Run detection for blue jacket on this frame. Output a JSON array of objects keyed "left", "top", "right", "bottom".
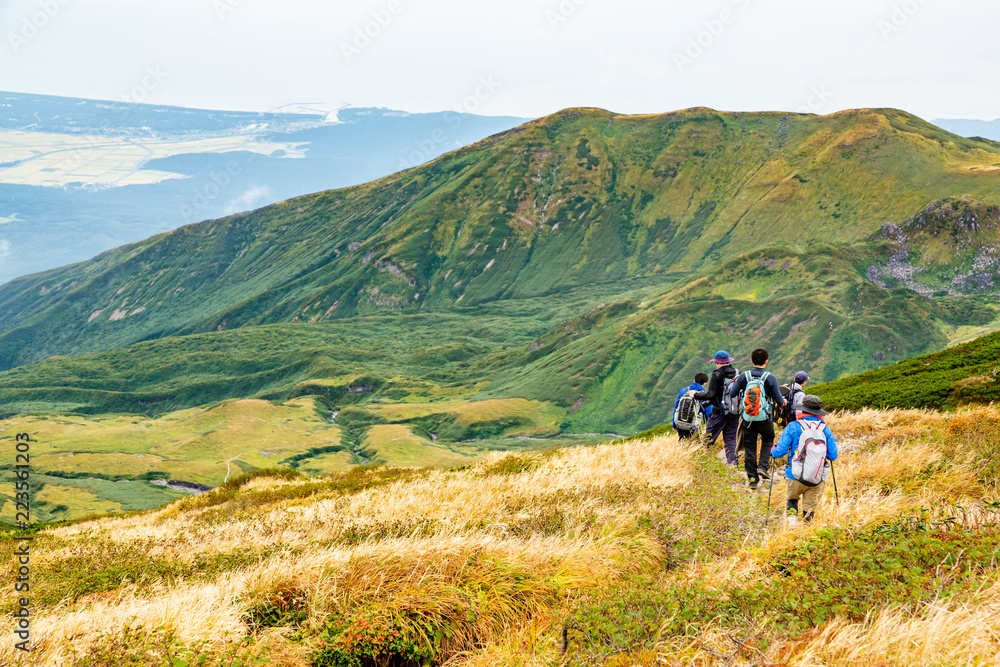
[
  {"left": 771, "top": 415, "right": 839, "bottom": 481},
  {"left": 673, "top": 383, "right": 711, "bottom": 430}
]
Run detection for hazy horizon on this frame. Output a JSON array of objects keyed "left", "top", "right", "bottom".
[{"left": 1, "top": 0, "right": 997, "bottom": 121}]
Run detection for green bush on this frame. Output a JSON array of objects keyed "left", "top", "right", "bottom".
[
  {"left": 568, "top": 516, "right": 1000, "bottom": 663},
  {"left": 815, "top": 330, "right": 1000, "bottom": 411},
  {"left": 312, "top": 608, "right": 442, "bottom": 667}
]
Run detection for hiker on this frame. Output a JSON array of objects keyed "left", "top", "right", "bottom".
[
  {"left": 728, "top": 348, "right": 786, "bottom": 490},
  {"left": 790, "top": 372, "right": 810, "bottom": 416},
  {"left": 693, "top": 351, "right": 741, "bottom": 466},
  {"left": 673, "top": 372, "right": 711, "bottom": 439},
  {"left": 771, "top": 394, "right": 839, "bottom": 524},
  {"left": 776, "top": 371, "right": 809, "bottom": 427}
]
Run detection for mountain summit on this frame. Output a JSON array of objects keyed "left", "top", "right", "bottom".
[{"left": 0, "top": 107, "right": 997, "bottom": 432}]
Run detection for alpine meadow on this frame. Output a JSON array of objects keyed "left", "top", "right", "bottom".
[{"left": 5, "top": 104, "right": 1000, "bottom": 665}]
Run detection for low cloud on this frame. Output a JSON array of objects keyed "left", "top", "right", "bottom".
[{"left": 225, "top": 186, "right": 273, "bottom": 215}]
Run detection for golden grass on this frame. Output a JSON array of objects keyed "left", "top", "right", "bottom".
[
  {"left": 7, "top": 525, "right": 659, "bottom": 665},
  {"left": 656, "top": 582, "right": 1000, "bottom": 666},
  {"left": 780, "top": 583, "right": 1000, "bottom": 666},
  {"left": 48, "top": 435, "right": 695, "bottom": 553},
  {"left": 0, "top": 435, "right": 692, "bottom": 664},
  {"left": 9, "top": 407, "right": 1000, "bottom": 665},
  {"left": 826, "top": 407, "right": 943, "bottom": 437}
]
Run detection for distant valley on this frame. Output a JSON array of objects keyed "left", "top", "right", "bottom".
[{"left": 0, "top": 91, "right": 529, "bottom": 283}]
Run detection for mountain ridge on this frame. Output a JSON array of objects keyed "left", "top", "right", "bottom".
[
  {"left": 0, "top": 106, "right": 998, "bottom": 434},
  {"left": 2, "top": 106, "right": 999, "bottom": 369}
]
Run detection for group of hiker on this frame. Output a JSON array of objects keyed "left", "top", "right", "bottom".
[{"left": 672, "top": 348, "right": 839, "bottom": 524}]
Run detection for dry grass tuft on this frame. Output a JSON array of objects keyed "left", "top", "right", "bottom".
[
  {"left": 778, "top": 583, "right": 1000, "bottom": 666},
  {"left": 827, "top": 408, "right": 942, "bottom": 437}
]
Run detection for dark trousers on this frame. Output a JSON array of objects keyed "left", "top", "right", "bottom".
[
  {"left": 677, "top": 428, "right": 694, "bottom": 439},
  {"left": 741, "top": 419, "right": 775, "bottom": 481},
  {"left": 704, "top": 412, "right": 740, "bottom": 465}
]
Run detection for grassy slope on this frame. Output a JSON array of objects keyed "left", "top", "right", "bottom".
[
  {"left": 3, "top": 407, "right": 1000, "bottom": 666},
  {"left": 1, "top": 236, "right": 997, "bottom": 428},
  {"left": 0, "top": 108, "right": 998, "bottom": 373},
  {"left": 815, "top": 328, "right": 1000, "bottom": 411}
]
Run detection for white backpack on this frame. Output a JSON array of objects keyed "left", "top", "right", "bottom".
[
  {"left": 790, "top": 420, "right": 829, "bottom": 487},
  {"left": 673, "top": 390, "right": 702, "bottom": 431}
]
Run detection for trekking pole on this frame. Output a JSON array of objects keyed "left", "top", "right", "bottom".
[
  {"left": 765, "top": 455, "right": 776, "bottom": 528},
  {"left": 831, "top": 460, "right": 840, "bottom": 506}
]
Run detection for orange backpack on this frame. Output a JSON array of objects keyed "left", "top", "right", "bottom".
[{"left": 740, "top": 371, "right": 772, "bottom": 422}]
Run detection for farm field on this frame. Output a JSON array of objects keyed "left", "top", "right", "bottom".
[
  {"left": 0, "top": 393, "right": 610, "bottom": 522},
  {"left": 0, "top": 129, "right": 306, "bottom": 187}
]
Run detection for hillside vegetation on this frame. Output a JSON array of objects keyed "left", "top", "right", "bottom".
[
  {"left": 3, "top": 407, "right": 1000, "bottom": 665},
  {"left": 1, "top": 107, "right": 1000, "bottom": 494},
  {"left": 816, "top": 328, "right": 1000, "bottom": 411},
  {"left": 0, "top": 108, "right": 998, "bottom": 377}
]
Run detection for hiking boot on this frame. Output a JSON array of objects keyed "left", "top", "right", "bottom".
[
  {"left": 748, "top": 477, "right": 759, "bottom": 491},
  {"left": 758, "top": 470, "right": 771, "bottom": 482}
]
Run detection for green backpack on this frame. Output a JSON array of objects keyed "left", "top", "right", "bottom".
[{"left": 741, "top": 371, "right": 772, "bottom": 422}]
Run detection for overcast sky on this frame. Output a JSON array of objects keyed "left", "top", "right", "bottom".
[{"left": 0, "top": 0, "right": 996, "bottom": 121}]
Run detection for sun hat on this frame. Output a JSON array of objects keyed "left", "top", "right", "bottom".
[
  {"left": 799, "top": 394, "right": 828, "bottom": 416},
  {"left": 794, "top": 371, "right": 810, "bottom": 384},
  {"left": 709, "top": 350, "right": 734, "bottom": 364}
]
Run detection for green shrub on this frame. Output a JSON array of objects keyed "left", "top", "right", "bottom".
[
  {"left": 569, "top": 515, "right": 1000, "bottom": 663},
  {"left": 816, "top": 330, "right": 1000, "bottom": 411},
  {"left": 312, "top": 608, "right": 442, "bottom": 667},
  {"left": 244, "top": 583, "right": 309, "bottom": 631}
]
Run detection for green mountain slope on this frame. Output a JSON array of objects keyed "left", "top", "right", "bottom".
[
  {"left": 815, "top": 328, "right": 1000, "bottom": 411},
  {"left": 1, "top": 107, "right": 999, "bottom": 373},
  {"left": 0, "top": 107, "right": 997, "bottom": 437},
  {"left": 0, "top": 239, "right": 995, "bottom": 434}
]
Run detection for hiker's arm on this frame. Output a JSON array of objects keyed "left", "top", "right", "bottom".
[
  {"left": 772, "top": 424, "right": 795, "bottom": 457},
  {"left": 825, "top": 427, "right": 839, "bottom": 461},
  {"left": 693, "top": 374, "right": 716, "bottom": 401}
]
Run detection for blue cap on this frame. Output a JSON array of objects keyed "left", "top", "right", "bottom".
[{"left": 710, "top": 350, "right": 734, "bottom": 364}]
